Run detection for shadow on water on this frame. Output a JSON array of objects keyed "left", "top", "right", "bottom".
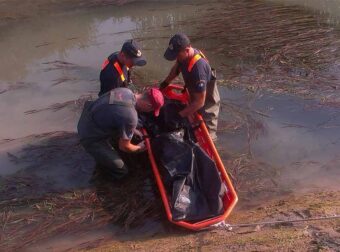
[
  {"left": 0, "top": 132, "right": 93, "bottom": 198},
  {"left": 0, "top": 131, "right": 194, "bottom": 251}
]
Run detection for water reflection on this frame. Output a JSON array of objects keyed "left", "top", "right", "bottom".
[
  {"left": 0, "top": 1, "right": 209, "bottom": 139},
  {"left": 1, "top": 1, "right": 340, "bottom": 249},
  {"left": 268, "top": 0, "right": 340, "bottom": 21},
  {"left": 0, "top": 0, "right": 339, "bottom": 200},
  {"left": 219, "top": 87, "right": 340, "bottom": 192}
]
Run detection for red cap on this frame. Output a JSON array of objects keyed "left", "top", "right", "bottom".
[{"left": 149, "top": 87, "right": 164, "bottom": 117}]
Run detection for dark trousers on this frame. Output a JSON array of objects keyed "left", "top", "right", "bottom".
[
  {"left": 200, "top": 72, "right": 220, "bottom": 141},
  {"left": 82, "top": 139, "right": 128, "bottom": 180},
  {"left": 200, "top": 103, "right": 220, "bottom": 141}
]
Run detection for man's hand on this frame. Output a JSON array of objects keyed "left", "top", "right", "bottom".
[
  {"left": 134, "top": 128, "right": 143, "bottom": 138},
  {"left": 160, "top": 62, "right": 180, "bottom": 90},
  {"left": 119, "top": 138, "right": 145, "bottom": 153},
  {"left": 179, "top": 91, "right": 206, "bottom": 118},
  {"left": 136, "top": 141, "right": 146, "bottom": 152}
]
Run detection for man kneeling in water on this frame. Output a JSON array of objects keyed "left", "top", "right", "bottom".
[{"left": 77, "top": 87, "right": 164, "bottom": 179}]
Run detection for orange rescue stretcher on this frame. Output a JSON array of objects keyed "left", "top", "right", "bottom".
[{"left": 143, "top": 84, "right": 238, "bottom": 231}]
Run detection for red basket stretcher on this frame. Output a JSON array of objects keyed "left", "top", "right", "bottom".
[{"left": 142, "top": 84, "right": 238, "bottom": 230}]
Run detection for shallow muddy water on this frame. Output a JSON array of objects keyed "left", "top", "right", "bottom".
[
  {"left": 219, "top": 88, "right": 340, "bottom": 193},
  {"left": 0, "top": 0, "right": 340, "bottom": 250},
  {"left": 271, "top": 0, "right": 340, "bottom": 20}
]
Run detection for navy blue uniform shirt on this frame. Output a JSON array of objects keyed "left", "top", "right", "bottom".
[
  {"left": 99, "top": 52, "right": 129, "bottom": 96},
  {"left": 92, "top": 88, "right": 137, "bottom": 140},
  {"left": 178, "top": 49, "right": 212, "bottom": 94}
]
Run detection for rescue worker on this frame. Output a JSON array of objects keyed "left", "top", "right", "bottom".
[
  {"left": 99, "top": 39, "right": 146, "bottom": 96},
  {"left": 77, "top": 87, "right": 164, "bottom": 180},
  {"left": 159, "top": 33, "right": 220, "bottom": 140}
]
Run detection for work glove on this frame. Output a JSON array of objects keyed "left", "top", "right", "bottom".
[
  {"left": 131, "top": 128, "right": 143, "bottom": 143},
  {"left": 133, "top": 128, "right": 143, "bottom": 138},
  {"left": 136, "top": 141, "right": 147, "bottom": 152},
  {"left": 159, "top": 80, "right": 169, "bottom": 90}
]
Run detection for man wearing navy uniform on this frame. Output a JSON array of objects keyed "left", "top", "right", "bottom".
[
  {"left": 99, "top": 39, "right": 146, "bottom": 96},
  {"left": 77, "top": 87, "right": 164, "bottom": 180},
  {"left": 160, "top": 33, "right": 220, "bottom": 141}
]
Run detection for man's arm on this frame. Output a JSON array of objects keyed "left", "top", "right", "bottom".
[
  {"left": 160, "top": 62, "right": 180, "bottom": 89},
  {"left": 179, "top": 91, "right": 206, "bottom": 118},
  {"left": 118, "top": 119, "right": 145, "bottom": 153},
  {"left": 179, "top": 61, "right": 210, "bottom": 117},
  {"left": 118, "top": 138, "right": 145, "bottom": 153}
]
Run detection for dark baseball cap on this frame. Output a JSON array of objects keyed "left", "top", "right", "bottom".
[
  {"left": 121, "top": 39, "right": 146, "bottom": 66},
  {"left": 164, "top": 33, "right": 191, "bottom": 61}
]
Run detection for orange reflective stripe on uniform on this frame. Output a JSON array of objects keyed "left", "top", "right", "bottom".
[
  {"left": 198, "top": 50, "right": 208, "bottom": 61},
  {"left": 188, "top": 54, "right": 202, "bottom": 72},
  {"left": 113, "top": 62, "right": 125, "bottom": 82},
  {"left": 187, "top": 50, "right": 209, "bottom": 72},
  {"left": 101, "top": 59, "right": 110, "bottom": 70}
]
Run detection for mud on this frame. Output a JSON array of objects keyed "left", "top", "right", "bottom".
[
  {"left": 0, "top": 0, "right": 340, "bottom": 251},
  {"left": 70, "top": 191, "right": 340, "bottom": 251}
]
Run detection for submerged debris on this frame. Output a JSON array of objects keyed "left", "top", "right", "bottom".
[
  {"left": 24, "top": 94, "right": 94, "bottom": 114},
  {"left": 0, "top": 132, "right": 162, "bottom": 250},
  {"left": 0, "top": 81, "right": 35, "bottom": 95},
  {"left": 0, "top": 178, "right": 162, "bottom": 251},
  {"left": 181, "top": 1, "right": 340, "bottom": 104}
]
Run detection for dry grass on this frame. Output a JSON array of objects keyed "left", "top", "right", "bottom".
[
  {"left": 0, "top": 169, "right": 162, "bottom": 251},
  {"left": 187, "top": 1, "right": 340, "bottom": 103},
  {"left": 0, "top": 132, "right": 162, "bottom": 250}
]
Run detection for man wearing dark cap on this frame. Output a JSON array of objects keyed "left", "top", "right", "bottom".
[
  {"left": 160, "top": 33, "right": 220, "bottom": 141},
  {"left": 77, "top": 87, "right": 164, "bottom": 180},
  {"left": 99, "top": 39, "right": 146, "bottom": 96}
]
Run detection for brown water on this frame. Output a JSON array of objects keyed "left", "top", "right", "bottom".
[
  {"left": 271, "top": 0, "right": 340, "bottom": 20},
  {"left": 1, "top": 0, "right": 340, "bottom": 250},
  {"left": 0, "top": 0, "right": 339, "bottom": 202}
]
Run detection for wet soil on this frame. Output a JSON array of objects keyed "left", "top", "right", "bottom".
[
  {"left": 0, "top": 0, "right": 340, "bottom": 251},
  {"left": 88, "top": 191, "right": 340, "bottom": 252}
]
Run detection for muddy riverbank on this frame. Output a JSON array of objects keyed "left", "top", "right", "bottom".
[{"left": 0, "top": 0, "right": 340, "bottom": 251}]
